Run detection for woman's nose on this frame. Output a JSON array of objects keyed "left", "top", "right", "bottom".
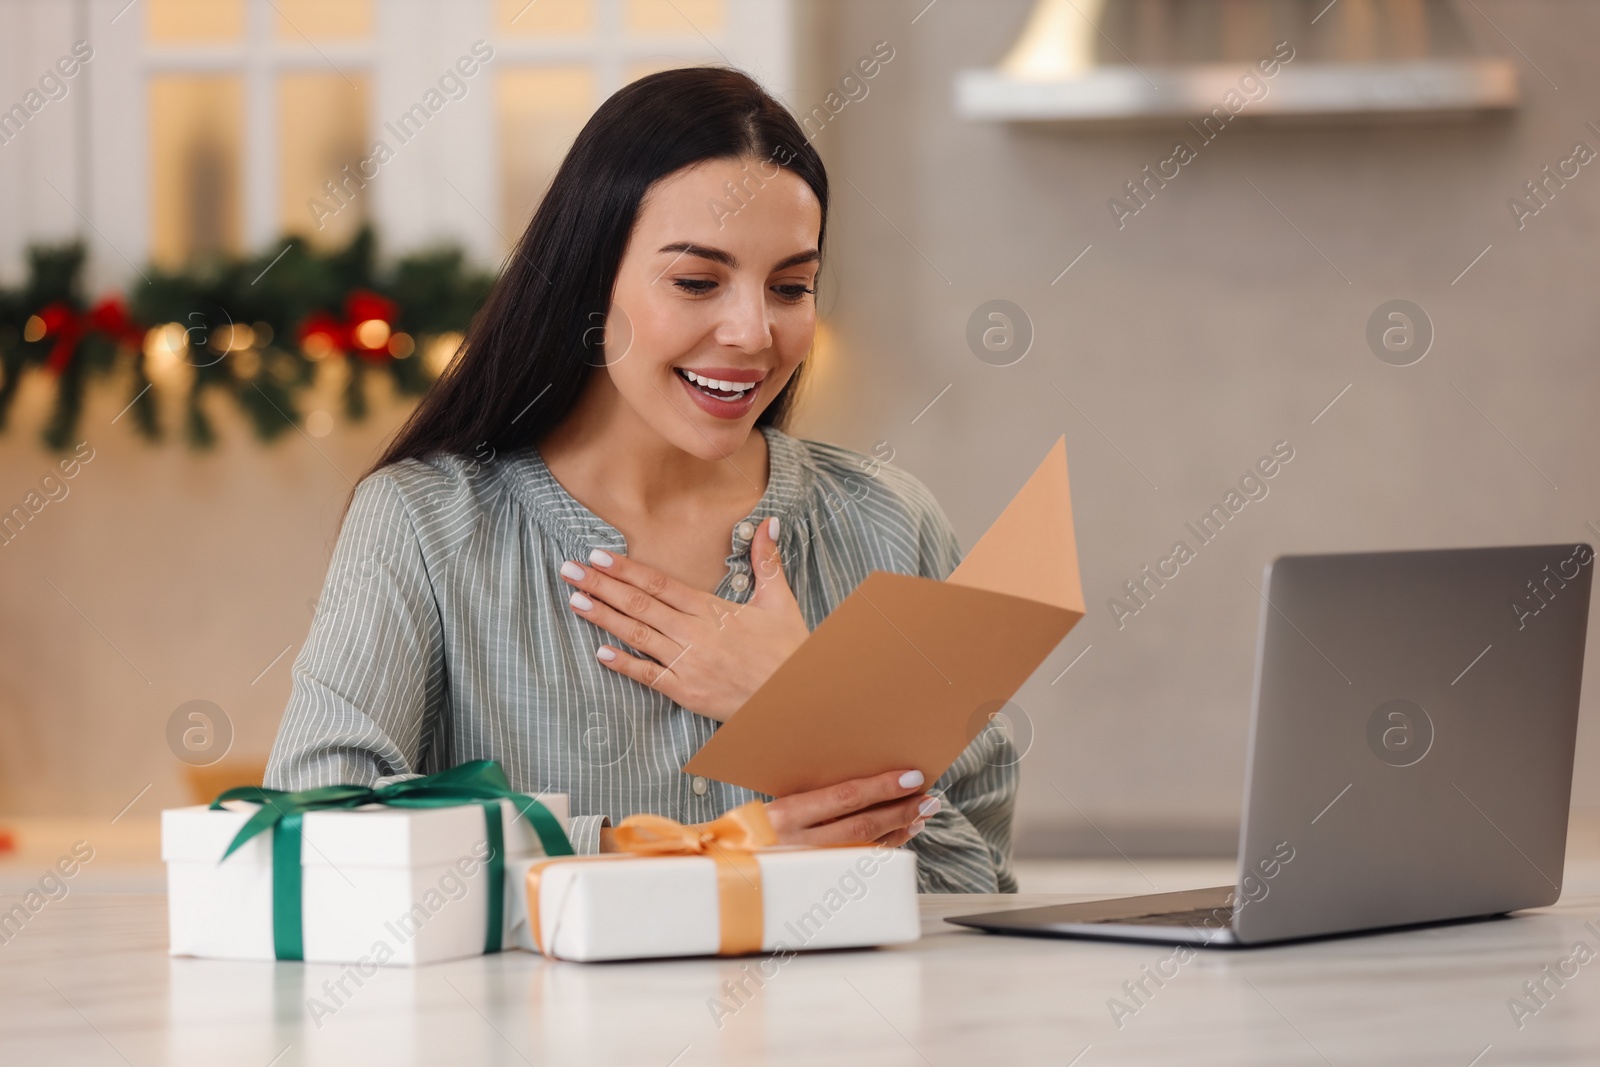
[{"left": 715, "top": 284, "right": 773, "bottom": 353}]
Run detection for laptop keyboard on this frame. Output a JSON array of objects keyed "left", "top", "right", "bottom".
[{"left": 1088, "top": 905, "right": 1233, "bottom": 928}]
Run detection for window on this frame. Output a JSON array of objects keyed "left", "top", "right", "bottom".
[
  {"left": 495, "top": 68, "right": 594, "bottom": 236},
  {"left": 0, "top": 0, "right": 791, "bottom": 281},
  {"left": 491, "top": 0, "right": 754, "bottom": 243},
  {"left": 625, "top": 0, "right": 726, "bottom": 35},
  {"left": 277, "top": 73, "right": 371, "bottom": 248},
  {"left": 146, "top": 0, "right": 246, "bottom": 44},
  {"left": 148, "top": 75, "right": 245, "bottom": 268},
  {"left": 495, "top": 0, "right": 593, "bottom": 36},
  {"left": 272, "top": 0, "right": 373, "bottom": 41}
]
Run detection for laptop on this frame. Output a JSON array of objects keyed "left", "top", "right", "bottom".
[{"left": 948, "top": 544, "right": 1593, "bottom": 946}]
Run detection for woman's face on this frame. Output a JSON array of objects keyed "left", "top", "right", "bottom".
[{"left": 600, "top": 155, "right": 822, "bottom": 461}]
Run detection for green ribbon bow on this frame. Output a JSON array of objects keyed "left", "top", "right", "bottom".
[{"left": 211, "top": 760, "right": 574, "bottom": 961}]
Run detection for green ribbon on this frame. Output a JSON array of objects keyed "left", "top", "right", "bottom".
[{"left": 211, "top": 760, "right": 574, "bottom": 961}]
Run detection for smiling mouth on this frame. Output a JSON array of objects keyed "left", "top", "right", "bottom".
[{"left": 674, "top": 368, "right": 761, "bottom": 402}]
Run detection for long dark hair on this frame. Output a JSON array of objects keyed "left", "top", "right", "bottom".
[{"left": 358, "top": 66, "right": 829, "bottom": 494}]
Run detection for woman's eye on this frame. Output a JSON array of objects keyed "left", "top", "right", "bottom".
[
  {"left": 772, "top": 284, "right": 816, "bottom": 302},
  {"left": 672, "top": 278, "right": 717, "bottom": 295}
]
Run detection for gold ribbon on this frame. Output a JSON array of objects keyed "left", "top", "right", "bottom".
[{"left": 524, "top": 801, "right": 778, "bottom": 959}]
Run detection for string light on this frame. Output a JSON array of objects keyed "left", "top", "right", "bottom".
[
  {"left": 424, "top": 331, "right": 463, "bottom": 377},
  {"left": 354, "top": 318, "right": 390, "bottom": 350}
]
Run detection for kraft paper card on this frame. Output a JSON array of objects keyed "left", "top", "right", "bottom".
[{"left": 684, "top": 437, "right": 1084, "bottom": 797}]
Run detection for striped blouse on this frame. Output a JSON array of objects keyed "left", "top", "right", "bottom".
[{"left": 263, "top": 425, "right": 1019, "bottom": 893}]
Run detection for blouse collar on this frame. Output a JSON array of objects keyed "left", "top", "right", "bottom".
[{"left": 504, "top": 425, "right": 811, "bottom": 562}]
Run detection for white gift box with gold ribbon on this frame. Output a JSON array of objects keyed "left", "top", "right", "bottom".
[{"left": 505, "top": 802, "right": 921, "bottom": 962}]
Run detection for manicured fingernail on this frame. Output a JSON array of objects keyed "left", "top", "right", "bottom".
[
  {"left": 898, "top": 770, "right": 924, "bottom": 789},
  {"left": 768, "top": 516, "right": 779, "bottom": 538},
  {"left": 908, "top": 819, "right": 928, "bottom": 838},
  {"left": 569, "top": 591, "right": 593, "bottom": 611},
  {"left": 589, "top": 549, "right": 614, "bottom": 567},
  {"left": 596, "top": 646, "right": 617, "bottom": 662},
  {"left": 560, "top": 561, "right": 585, "bottom": 581},
  {"left": 918, "top": 797, "right": 941, "bottom": 818}
]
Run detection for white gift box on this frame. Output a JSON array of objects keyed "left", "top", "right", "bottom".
[
  {"left": 164, "top": 795, "right": 568, "bottom": 966},
  {"left": 507, "top": 844, "right": 920, "bottom": 962}
]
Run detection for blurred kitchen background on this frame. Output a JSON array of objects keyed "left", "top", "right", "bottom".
[{"left": 1, "top": 0, "right": 1596, "bottom": 877}]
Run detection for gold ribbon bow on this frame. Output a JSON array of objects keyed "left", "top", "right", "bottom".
[{"left": 524, "top": 801, "right": 778, "bottom": 958}]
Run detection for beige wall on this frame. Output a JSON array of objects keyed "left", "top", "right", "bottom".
[
  {"left": 0, "top": 368, "right": 408, "bottom": 819},
  {"left": 795, "top": 0, "right": 1600, "bottom": 852},
  {"left": 3, "top": 0, "right": 1597, "bottom": 856}
]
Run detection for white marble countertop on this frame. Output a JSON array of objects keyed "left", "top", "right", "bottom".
[{"left": 4, "top": 855, "right": 1600, "bottom": 1066}]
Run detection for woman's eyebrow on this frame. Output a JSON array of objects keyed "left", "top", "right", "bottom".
[
  {"left": 771, "top": 249, "right": 821, "bottom": 271},
  {"left": 658, "top": 242, "right": 737, "bottom": 267},
  {"left": 656, "top": 242, "right": 821, "bottom": 272}
]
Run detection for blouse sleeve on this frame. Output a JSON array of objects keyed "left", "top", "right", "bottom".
[
  {"left": 898, "top": 480, "right": 1021, "bottom": 894},
  {"left": 261, "top": 472, "right": 611, "bottom": 857},
  {"left": 263, "top": 472, "right": 445, "bottom": 792}
]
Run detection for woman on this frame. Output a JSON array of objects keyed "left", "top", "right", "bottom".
[{"left": 264, "top": 67, "right": 1018, "bottom": 893}]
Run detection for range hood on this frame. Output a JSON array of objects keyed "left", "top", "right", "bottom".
[{"left": 956, "top": 0, "right": 1518, "bottom": 124}]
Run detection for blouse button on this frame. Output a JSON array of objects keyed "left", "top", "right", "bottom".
[
  {"left": 729, "top": 571, "right": 751, "bottom": 593},
  {"left": 691, "top": 775, "right": 709, "bottom": 796},
  {"left": 734, "top": 520, "right": 756, "bottom": 542}
]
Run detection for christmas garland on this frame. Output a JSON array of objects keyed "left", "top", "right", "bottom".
[{"left": 0, "top": 225, "right": 494, "bottom": 450}]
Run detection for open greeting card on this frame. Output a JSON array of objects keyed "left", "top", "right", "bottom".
[{"left": 684, "top": 436, "right": 1085, "bottom": 796}]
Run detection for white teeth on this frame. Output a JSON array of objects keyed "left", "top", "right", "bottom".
[{"left": 680, "top": 369, "right": 755, "bottom": 394}]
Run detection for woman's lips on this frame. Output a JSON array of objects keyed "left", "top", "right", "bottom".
[{"left": 674, "top": 367, "right": 764, "bottom": 420}]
